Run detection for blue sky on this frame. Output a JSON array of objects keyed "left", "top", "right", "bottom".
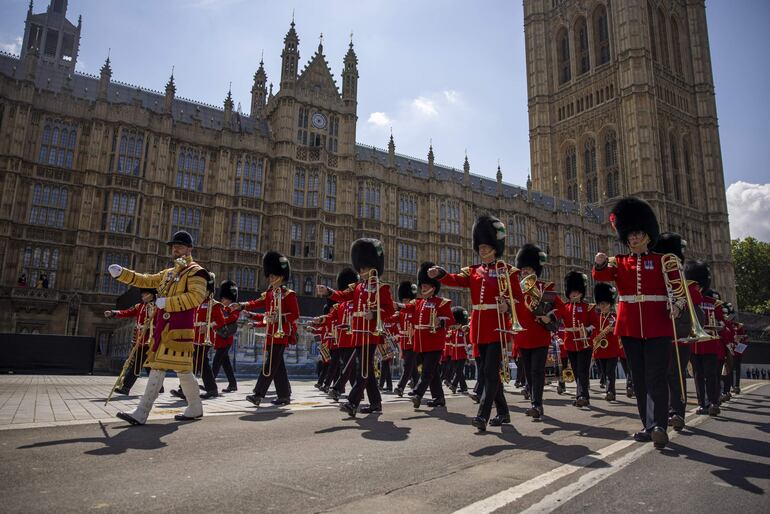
[{"left": 1, "top": 0, "right": 768, "bottom": 239}]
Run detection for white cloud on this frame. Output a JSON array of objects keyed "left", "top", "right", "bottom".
[
  {"left": 412, "top": 96, "right": 438, "bottom": 117},
  {"left": 443, "top": 89, "right": 461, "bottom": 105},
  {"left": 367, "top": 111, "right": 391, "bottom": 127},
  {"left": 0, "top": 36, "right": 22, "bottom": 55},
  {"left": 727, "top": 181, "right": 770, "bottom": 242}
]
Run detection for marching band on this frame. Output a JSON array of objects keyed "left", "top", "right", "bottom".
[{"left": 103, "top": 198, "right": 750, "bottom": 450}]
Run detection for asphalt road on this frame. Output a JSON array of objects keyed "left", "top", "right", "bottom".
[{"left": 0, "top": 381, "right": 767, "bottom": 513}]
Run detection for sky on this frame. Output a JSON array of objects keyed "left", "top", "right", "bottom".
[{"left": 0, "top": 0, "right": 768, "bottom": 241}]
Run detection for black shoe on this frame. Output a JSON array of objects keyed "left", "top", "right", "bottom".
[
  {"left": 322, "top": 385, "right": 330, "bottom": 393},
  {"left": 626, "top": 387, "right": 635, "bottom": 398},
  {"left": 174, "top": 413, "right": 202, "bottom": 421},
  {"left": 708, "top": 404, "right": 720, "bottom": 416},
  {"left": 271, "top": 397, "right": 291, "bottom": 406},
  {"left": 359, "top": 404, "right": 382, "bottom": 414},
  {"left": 525, "top": 406, "right": 539, "bottom": 417},
  {"left": 696, "top": 406, "right": 708, "bottom": 415},
  {"left": 556, "top": 384, "right": 565, "bottom": 395},
  {"left": 113, "top": 387, "right": 130, "bottom": 396},
  {"left": 199, "top": 385, "right": 206, "bottom": 391},
  {"left": 670, "top": 415, "right": 685, "bottom": 432},
  {"left": 489, "top": 414, "right": 511, "bottom": 427},
  {"left": 532, "top": 406, "right": 544, "bottom": 420},
  {"left": 314, "top": 383, "right": 322, "bottom": 390},
  {"left": 605, "top": 392, "right": 616, "bottom": 402},
  {"left": 427, "top": 398, "right": 446, "bottom": 408},
  {"left": 600, "top": 383, "right": 606, "bottom": 390},
  {"left": 732, "top": 387, "right": 741, "bottom": 395},
  {"left": 472, "top": 416, "right": 487, "bottom": 432},
  {"left": 651, "top": 427, "right": 668, "bottom": 449},
  {"left": 412, "top": 395, "right": 422, "bottom": 409},
  {"left": 633, "top": 430, "right": 652, "bottom": 443},
  {"left": 450, "top": 386, "right": 457, "bottom": 394},
  {"left": 116, "top": 411, "right": 142, "bottom": 425},
  {"left": 245, "top": 394, "right": 262, "bottom": 406},
  {"left": 339, "top": 402, "right": 357, "bottom": 418},
  {"left": 170, "top": 389, "right": 186, "bottom": 399},
  {"left": 407, "top": 390, "right": 417, "bottom": 397},
  {"left": 523, "top": 389, "right": 531, "bottom": 401},
  {"left": 394, "top": 387, "right": 404, "bottom": 397},
  {"left": 513, "top": 381, "right": 523, "bottom": 388},
  {"left": 329, "top": 389, "right": 340, "bottom": 402},
  {"left": 159, "top": 387, "right": 164, "bottom": 394},
  {"left": 575, "top": 396, "right": 589, "bottom": 408},
  {"left": 200, "top": 391, "right": 218, "bottom": 399},
  {"left": 221, "top": 386, "right": 237, "bottom": 393},
  {"left": 469, "top": 393, "right": 480, "bottom": 403}
]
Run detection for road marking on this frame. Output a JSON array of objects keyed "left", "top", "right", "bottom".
[{"left": 454, "top": 381, "right": 764, "bottom": 514}]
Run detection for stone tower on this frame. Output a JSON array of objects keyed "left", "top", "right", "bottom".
[
  {"left": 524, "top": 0, "right": 734, "bottom": 300},
  {"left": 20, "top": 0, "right": 81, "bottom": 74}
]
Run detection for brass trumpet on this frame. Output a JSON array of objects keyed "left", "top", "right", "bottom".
[
  {"left": 263, "top": 280, "right": 285, "bottom": 377},
  {"left": 661, "top": 253, "right": 710, "bottom": 342},
  {"left": 494, "top": 260, "right": 524, "bottom": 384}
]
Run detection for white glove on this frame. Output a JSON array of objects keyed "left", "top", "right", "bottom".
[
  {"left": 108, "top": 264, "right": 123, "bottom": 278},
  {"left": 155, "top": 297, "right": 167, "bottom": 309}
]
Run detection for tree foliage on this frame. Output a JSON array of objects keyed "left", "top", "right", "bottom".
[{"left": 731, "top": 237, "right": 770, "bottom": 315}]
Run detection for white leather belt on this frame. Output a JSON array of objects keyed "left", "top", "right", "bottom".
[
  {"left": 472, "top": 304, "right": 498, "bottom": 311},
  {"left": 563, "top": 327, "right": 582, "bottom": 332},
  {"left": 618, "top": 294, "right": 668, "bottom": 303}
]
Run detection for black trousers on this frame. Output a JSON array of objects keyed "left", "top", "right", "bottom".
[
  {"left": 597, "top": 357, "right": 618, "bottom": 394},
  {"left": 379, "top": 359, "right": 393, "bottom": 390},
  {"left": 477, "top": 343, "right": 509, "bottom": 420},
  {"left": 520, "top": 346, "right": 549, "bottom": 407},
  {"left": 397, "top": 349, "right": 418, "bottom": 391},
  {"left": 473, "top": 356, "right": 484, "bottom": 396},
  {"left": 414, "top": 350, "right": 445, "bottom": 400},
  {"left": 667, "top": 345, "right": 690, "bottom": 417},
  {"left": 347, "top": 345, "right": 382, "bottom": 408},
  {"left": 515, "top": 357, "right": 525, "bottom": 384},
  {"left": 567, "top": 349, "right": 593, "bottom": 400},
  {"left": 690, "top": 352, "right": 719, "bottom": 408},
  {"left": 212, "top": 345, "right": 237, "bottom": 388},
  {"left": 721, "top": 355, "right": 733, "bottom": 394},
  {"left": 622, "top": 336, "right": 672, "bottom": 431},
  {"left": 451, "top": 359, "right": 468, "bottom": 391},
  {"left": 619, "top": 357, "right": 633, "bottom": 389},
  {"left": 323, "top": 348, "right": 341, "bottom": 388},
  {"left": 333, "top": 348, "right": 355, "bottom": 394},
  {"left": 121, "top": 345, "right": 150, "bottom": 392},
  {"left": 254, "top": 344, "right": 291, "bottom": 399},
  {"left": 193, "top": 345, "right": 217, "bottom": 394},
  {"left": 732, "top": 354, "right": 743, "bottom": 388}
]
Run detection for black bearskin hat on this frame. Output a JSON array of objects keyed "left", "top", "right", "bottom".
[
  {"left": 684, "top": 260, "right": 711, "bottom": 290},
  {"left": 652, "top": 232, "right": 687, "bottom": 261},
  {"left": 263, "top": 251, "right": 290, "bottom": 282},
  {"left": 515, "top": 243, "right": 547, "bottom": 277},
  {"left": 594, "top": 282, "right": 617, "bottom": 305},
  {"left": 610, "top": 197, "right": 660, "bottom": 247},
  {"left": 140, "top": 288, "right": 157, "bottom": 297},
  {"left": 703, "top": 289, "right": 721, "bottom": 301},
  {"left": 351, "top": 238, "right": 385, "bottom": 276},
  {"left": 472, "top": 214, "right": 506, "bottom": 258},
  {"left": 564, "top": 271, "right": 587, "bottom": 298},
  {"left": 398, "top": 280, "right": 418, "bottom": 301},
  {"left": 336, "top": 267, "right": 359, "bottom": 292},
  {"left": 418, "top": 261, "right": 441, "bottom": 295},
  {"left": 206, "top": 271, "right": 216, "bottom": 295},
  {"left": 218, "top": 280, "right": 238, "bottom": 302},
  {"left": 452, "top": 306, "right": 469, "bottom": 325}
]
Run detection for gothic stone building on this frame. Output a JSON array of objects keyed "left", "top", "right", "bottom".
[{"left": 0, "top": 1, "right": 733, "bottom": 351}]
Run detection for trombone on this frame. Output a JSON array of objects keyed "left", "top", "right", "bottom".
[
  {"left": 262, "top": 280, "right": 285, "bottom": 377},
  {"left": 494, "top": 260, "right": 524, "bottom": 383},
  {"left": 362, "top": 269, "right": 384, "bottom": 380}
]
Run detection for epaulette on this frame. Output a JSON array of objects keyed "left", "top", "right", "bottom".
[
  {"left": 283, "top": 288, "right": 296, "bottom": 297},
  {"left": 439, "top": 297, "right": 451, "bottom": 307},
  {"left": 459, "top": 266, "right": 471, "bottom": 278},
  {"left": 347, "top": 283, "right": 356, "bottom": 292},
  {"left": 587, "top": 303, "right": 596, "bottom": 312},
  {"left": 544, "top": 281, "right": 555, "bottom": 290},
  {"left": 257, "top": 292, "right": 267, "bottom": 301}
]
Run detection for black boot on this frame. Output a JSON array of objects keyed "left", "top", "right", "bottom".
[
  {"left": 339, "top": 402, "right": 357, "bottom": 418},
  {"left": 427, "top": 398, "right": 446, "bottom": 408},
  {"left": 489, "top": 414, "right": 511, "bottom": 426},
  {"left": 651, "top": 426, "right": 669, "bottom": 449},
  {"left": 245, "top": 394, "right": 262, "bottom": 406},
  {"left": 471, "top": 416, "right": 487, "bottom": 432},
  {"left": 359, "top": 404, "right": 382, "bottom": 414}
]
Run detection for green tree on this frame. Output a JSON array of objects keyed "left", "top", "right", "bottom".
[{"left": 731, "top": 237, "right": 770, "bottom": 315}]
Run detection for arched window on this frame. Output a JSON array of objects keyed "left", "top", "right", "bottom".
[
  {"left": 557, "top": 27, "right": 571, "bottom": 84},
  {"left": 324, "top": 174, "right": 337, "bottom": 212},
  {"left": 307, "top": 172, "right": 319, "bottom": 208},
  {"left": 671, "top": 17, "right": 683, "bottom": 76},
  {"left": 657, "top": 8, "right": 669, "bottom": 69},
  {"left": 683, "top": 138, "right": 694, "bottom": 205},
  {"left": 670, "top": 134, "right": 682, "bottom": 202},
  {"left": 175, "top": 147, "right": 205, "bottom": 192},
  {"left": 593, "top": 5, "right": 611, "bottom": 65},
  {"left": 647, "top": 2, "right": 657, "bottom": 61},
  {"left": 584, "top": 138, "right": 597, "bottom": 203},
  {"left": 604, "top": 130, "right": 620, "bottom": 198},
  {"left": 565, "top": 145, "right": 577, "bottom": 201},
  {"left": 575, "top": 17, "right": 590, "bottom": 75},
  {"left": 293, "top": 169, "right": 306, "bottom": 206},
  {"left": 659, "top": 129, "right": 669, "bottom": 196}
]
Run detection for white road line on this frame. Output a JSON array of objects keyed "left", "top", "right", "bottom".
[{"left": 454, "top": 382, "right": 764, "bottom": 514}]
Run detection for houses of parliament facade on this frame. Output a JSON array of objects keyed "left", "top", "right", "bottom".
[{"left": 0, "top": 0, "right": 734, "bottom": 345}]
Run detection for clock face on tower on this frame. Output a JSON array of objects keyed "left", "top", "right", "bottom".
[{"left": 311, "top": 112, "right": 328, "bottom": 129}]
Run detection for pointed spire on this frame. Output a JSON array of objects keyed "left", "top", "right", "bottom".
[
  {"left": 100, "top": 54, "right": 111, "bottom": 77},
  {"left": 224, "top": 82, "right": 234, "bottom": 109},
  {"left": 342, "top": 35, "right": 359, "bottom": 103},
  {"left": 497, "top": 160, "right": 502, "bottom": 183},
  {"left": 28, "top": 0, "right": 33, "bottom": 15},
  {"left": 164, "top": 66, "right": 176, "bottom": 113},
  {"left": 251, "top": 54, "right": 268, "bottom": 117},
  {"left": 318, "top": 32, "right": 324, "bottom": 53},
  {"left": 98, "top": 51, "right": 112, "bottom": 100},
  {"left": 427, "top": 140, "right": 435, "bottom": 178},
  {"left": 281, "top": 18, "right": 300, "bottom": 87},
  {"left": 388, "top": 129, "right": 396, "bottom": 168},
  {"left": 463, "top": 151, "right": 470, "bottom": 186}
]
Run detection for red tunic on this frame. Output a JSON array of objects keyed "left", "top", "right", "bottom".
[
  {"left": 193, "top": 300, "right": 226, "bottom": 347},
  {"left": 592, "top": 252, "right": 686, "bottom": 340},
  {"left": 330, "top": 281, "right": 395, "bottom": 348},
  {"left": 514, "top": 280, "right": 564, "bottom": 350},
  {"left": 113, "top": 302, "right": 155, "bottom": 347},
  {"left": 592, "top": 311, "right": 622, "bottom": 359},
  {"left": 213, "top": 304, "right": 240, "bottom": 349},
  {"left": 334, "top": 301, "right": 355, "bottom": 349},
  {"left": 438, "top": 262, "right": 524, "bottom": 347},
  {"left": 241, "top": 286, "right": 300, "bottom": 346},
  {"left": 555, "top": 301, "right": 597, "bottom": 353},
  {"left": 446, "top": 327, "right": 470, "bottom": 360},
  {"left": 396, "top": 310, "right": 415, "bottom": 351},
  {"left": 400, "top": 296, "right": 454, "bottom": 353}
]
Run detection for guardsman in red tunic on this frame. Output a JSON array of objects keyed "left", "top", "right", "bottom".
[
  {"left": 514, "top": 243, "right": 563, "bottom": 420},
  {"left": 400, "top": 262, "right": 454, "bottom": 409},
  {"left": 555, "top": 271, "right": 596, "bottom": 408},
  {"left": 317, "top": 239, "right": 395, "bottom": 418},
  {"left": 104, "top": 288, "right": 158, "bottom": 395},
  {"left": 211, "top": 281, "right": 241, "bottom": 393},
  {"left": 310, "top": 302, "right": 334, "bottom": 390},
  {"left": 447, "top": 307, "right": 470, "bottom": 394},
  {"left": 593, "top": 197, "right": 688, "bottom": 449},
  {"left": 379, "top": 315, "right": 398, "bottom": 393},
  {"left": 429, "top": 214, "right": 525, "bottom": 432},
  {"left": 394, "top": 281, "right": 419, "bottom": 397},
  {"left": 732, "top": 319, "right": 748, "bottom": 394},
  {"left": 233, "top": 251, "right": 300, "bottom": 407},
  {"left": 718, "top": 302, "right": 736, "bottom": 403},
  {"left": 592, "top": 282, "right": 622, "bottom": 403},
  {"left": 323, "top": 268, "right": 359, "bottom": 400}
]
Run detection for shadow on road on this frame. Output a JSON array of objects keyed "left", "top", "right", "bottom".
[
  {"left": 315, "top": 412, "right": 411, "bottom": 442},
  {"left": 238, "top": 410, "right": 294, "bottom": 422},
  {"left": 17, "top": 421, "right": 182, "bottom": 455}
]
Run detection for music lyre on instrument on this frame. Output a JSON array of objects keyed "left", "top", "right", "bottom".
[
  {"left": 494, "top": 260, "right": 524, "bottom": 384},
  {"left": 262, "top": 278, "right": 284, "bottom": 377}
]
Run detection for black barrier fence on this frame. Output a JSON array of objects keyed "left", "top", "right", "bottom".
[{"left": 0, "top": 334, "right": 96, "bottom": 374}]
